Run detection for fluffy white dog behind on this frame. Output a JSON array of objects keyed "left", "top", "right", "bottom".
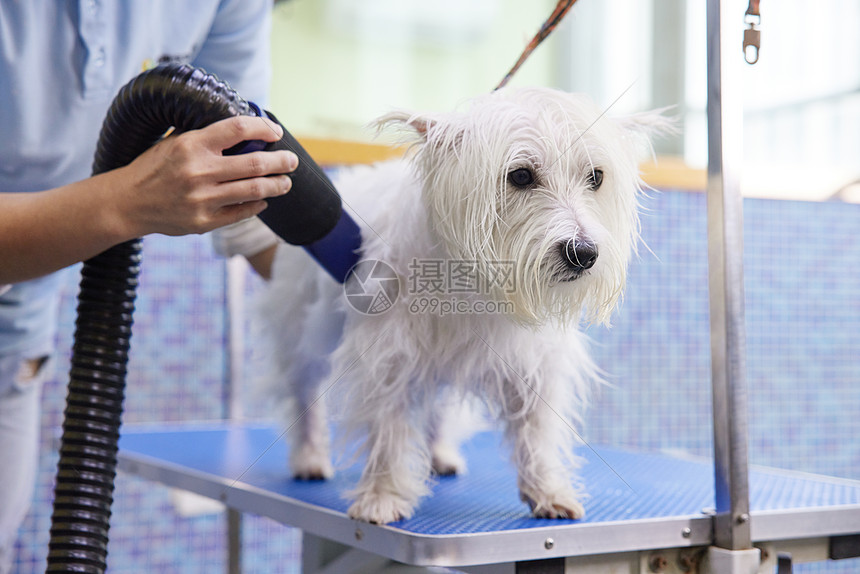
[{"left": 256, "top": 87, "right": 668, "bottom": 524}]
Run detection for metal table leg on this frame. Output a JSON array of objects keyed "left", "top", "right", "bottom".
[{"left": 228, "top": 508, "right": 242, "bottom": 574}]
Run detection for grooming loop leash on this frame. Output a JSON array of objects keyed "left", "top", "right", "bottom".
[
  {"left": 743, "top": 0, "right": 762, "bottom": 64},
  {"left": 496, "top": 0, "right": 580, "bottom": 90}
]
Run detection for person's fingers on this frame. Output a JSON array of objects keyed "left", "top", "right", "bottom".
[
  {"left": 215, "top": 148, "right": 298, "bottom": 183},
  {"left": 209, "top": 200, "right": 271, "bottom": 230},
  {"left": 213, "top": 174, "right": 292, "bottom": 207},
  {"left": 163, "top": 192, "right": 273, "bottom": 236},
  {"left": 197, "top": 115, "right": 284, "bottom": 152}
]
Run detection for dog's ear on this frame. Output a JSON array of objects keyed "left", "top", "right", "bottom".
[
  {"left": 614, "top": 107, "right": 679, "bottom": 158},
  {"left": 616, "top": 107, "right": 679, "bottom": 142},
  {"left": 373, "top": 111, "right": 463, "bottom": 151},
  {"left": 373, "top": 111, "right": 433, "bottom": 143}
]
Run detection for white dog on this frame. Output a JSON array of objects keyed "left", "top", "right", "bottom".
[{"left": 256, "top": 87, "right": 667, "bottom": 524}]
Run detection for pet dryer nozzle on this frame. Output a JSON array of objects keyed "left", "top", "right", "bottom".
[{"left": 226, "top": 104, "right": 362, "bottom": 283}]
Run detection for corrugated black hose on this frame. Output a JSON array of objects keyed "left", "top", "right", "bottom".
[{"left": 46, "top": 63, "right": 358, "bottom": 573}]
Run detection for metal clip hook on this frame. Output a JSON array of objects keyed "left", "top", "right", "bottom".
[
  {"left": 743, "top": 24, "right": 760, "bottom": 64},
  {"left": 743, "top": 2, "right": 761, "bottom": 64}
]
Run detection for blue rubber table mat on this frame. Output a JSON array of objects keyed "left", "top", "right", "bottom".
[{"left": 118, "top": 422, "right": 860, "bottom": 565}]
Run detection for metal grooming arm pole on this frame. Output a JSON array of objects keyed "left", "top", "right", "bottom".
[{"left": 706, "top": 0, "right": 760, "bottom": 571}]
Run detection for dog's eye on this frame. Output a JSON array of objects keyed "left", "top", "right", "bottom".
[
  {"left": 508, "top": 168, "right": 535, "bottom": 188},
  {"left": 586, "top": 168, "right": 604, "bottom": 190}
]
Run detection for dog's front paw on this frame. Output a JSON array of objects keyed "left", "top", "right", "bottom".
[
  {"left": 520, "top": 489, "right": 585, "bottom": 520},
  {"left": 290, "top": 444, "right": 334, "bottom": 481},
  {"left": 348, "top": 491, "right": 415, "bottom": 524},
  {"left": 431, "top": 443, "right": 467, "bottom": 477}
]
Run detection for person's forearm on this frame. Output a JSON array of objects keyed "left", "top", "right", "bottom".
[
  {"left": 245, "top": 244, "right": 277, "bottom": 280},
  {"left": 0, "top": 174, "right": 133, "bottom": 283}
]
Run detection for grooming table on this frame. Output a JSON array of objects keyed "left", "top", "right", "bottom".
[{"left": 117, "top": 422, "right": 860, "bottom": 573}]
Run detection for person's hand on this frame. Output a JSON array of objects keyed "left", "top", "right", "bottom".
[
  {"left": 0, "top": 115, "right": 298, "bottom": 284},
  {"left": 113, "top": 115, "right": 297, "bottom": 237}
]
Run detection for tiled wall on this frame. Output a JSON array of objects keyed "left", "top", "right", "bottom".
[
  {"left": 12, "top": 190, "right": 860, "bottom": 572},
  {"left": 586, "top": 191, "right": 860, "bottom": 485}
]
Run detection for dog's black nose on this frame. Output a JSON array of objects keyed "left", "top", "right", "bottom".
[{"left": 562, "top": 240, "right": 598, "bottom": 271}]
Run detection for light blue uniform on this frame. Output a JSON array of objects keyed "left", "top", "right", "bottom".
[{"left": 0, "top": 1, "right": 271, "bottom": 570}]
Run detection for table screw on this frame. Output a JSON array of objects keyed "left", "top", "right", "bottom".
[{"left": 544, "top": 538, "right": 554, "bottom": 550}]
